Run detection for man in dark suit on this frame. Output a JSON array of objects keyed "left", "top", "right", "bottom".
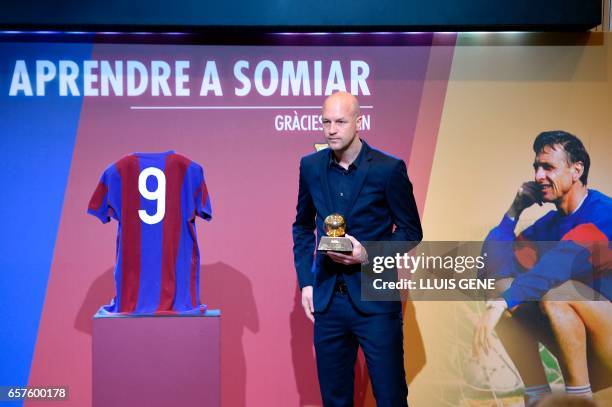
[{"left": 292, "top": 91, "right": 423, "bottom": 406}]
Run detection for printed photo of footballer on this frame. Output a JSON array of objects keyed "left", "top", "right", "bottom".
[{"left": 473, "top": 131, "right": 612, "bottom": 406}]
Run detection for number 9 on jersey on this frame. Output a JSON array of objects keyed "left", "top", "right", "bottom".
[{"left": 138, "top": 167, "right": 166, "bottom": 225}]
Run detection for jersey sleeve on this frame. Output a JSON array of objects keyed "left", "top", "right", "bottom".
[
  {"left": 481, "top": 215, "right": 531, "bottom": 279},
  {"left": 480, "top": 212, "right": 551, "bottom": 281},
  {"left": 194, "top": 165, "right": 212, "bottom": 221},
  {"left": 87, "top": 165, "right": 116, "bottom": 223}
]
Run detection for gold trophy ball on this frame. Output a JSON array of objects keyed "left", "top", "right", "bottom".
[{"left": 324, "top": 214, "right": 346, "bottom": 237}]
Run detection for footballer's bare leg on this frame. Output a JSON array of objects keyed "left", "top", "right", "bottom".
[
  {"left": 495, "top": 309, "right": 549, "bottom": 386},
  {"left": 539, "top": 300, "right": 588, "bottom": 386},
  {"left": 494, "top": 278, "right": 549, "bottom": 386},
  {"left": 541, "top": 280, "right": 612, "bottom": 390}
]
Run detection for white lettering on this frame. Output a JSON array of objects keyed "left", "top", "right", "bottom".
[
  {"left": 234, "top": 60, "right": 250, "bottom": 96},
  {"left": 127, "top": 60, "right": 148, "bottom": 96},
  {"left": 9, "top": 60, "right": 33, "bottom": 96},
  {"left": 254, "top": 60, "right": 278, "bottom": 96},
  {"left": 151, "top": 60, "right": 172, "bottom": 96},
  {"left": 59, "top": 60, "right": 80, "bottom": 96},
  {"left": 100, "top": 60, "right": 123, "bottom": 96},
  {"left": 175, "top": 60, "right": 190, "bottom": 96},
  {"left": 83, "top": 60, "right": 99, "bottom": 96},
  {"left": 281, "top": 61, "right": 310, "bottom": 96},
  {"left": 200, "top": 61, "right": 222, "bottom": 96},
  {"left": 350, "top": 60, "right": 370, "bottom": 95},
  {"left": 313, "top": 60, "right": 322, "bottom": 96},
  {"left": 36, "top": 60, "right": 56, "bottom": 96},
  {"left": 325, "top": 61, "right": 346, "bottom": 95}
]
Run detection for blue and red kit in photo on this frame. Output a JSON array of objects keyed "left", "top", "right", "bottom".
[
  {"left": 483, "top": 189, "right": 612, "bottom": 309},
  {"left": 88, "top": 151, "right": 212, "bottom": 315}
]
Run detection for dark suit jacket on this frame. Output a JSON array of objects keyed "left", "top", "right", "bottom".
[{"left": 292, "top": 141, "right": 423, "bottom": 314}]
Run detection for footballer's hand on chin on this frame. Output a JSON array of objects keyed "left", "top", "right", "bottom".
[{"left": 507, "top": 181, "right": 543, "bottom": 219}]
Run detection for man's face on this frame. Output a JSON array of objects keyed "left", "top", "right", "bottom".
[
  {"left": 322, "top": 98, "right": 361, "bottom": 151},
  {"left": 533, "top": 145, "right": 580, "bottom": 202}
]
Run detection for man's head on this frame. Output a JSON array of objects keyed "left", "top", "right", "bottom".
[
  {"left": 322, "top": 92, "right": 362, "bottom": 152},
  {"left": 532, "top": 130, "right": 590, "bottom": 203}
]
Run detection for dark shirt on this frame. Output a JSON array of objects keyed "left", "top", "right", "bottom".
[
  {"left": 327, "top": 144, "right": 365, "bottom": 216},
  {"left": 327, "top": 145, "right": 365, "bottom": 283}
]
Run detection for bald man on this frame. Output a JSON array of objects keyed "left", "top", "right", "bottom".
[{"left": 292, "top": 92, "right": 423, "bottom": 406}]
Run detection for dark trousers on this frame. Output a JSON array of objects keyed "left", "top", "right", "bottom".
[{"left": 314, "top": 290, "right": 408, "bottom": 407}]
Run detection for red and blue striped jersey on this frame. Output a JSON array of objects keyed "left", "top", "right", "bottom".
[
  {"left": 483, "top": 189, "right": 612, "bottom": 309},
  {"left": 88, "top": 151, "right": 212, "bottom": 314}
]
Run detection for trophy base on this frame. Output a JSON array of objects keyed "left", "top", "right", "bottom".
[{"left": 317, "top": 236, "right": 353, "bottom": 253}]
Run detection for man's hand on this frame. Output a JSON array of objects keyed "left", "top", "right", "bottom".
[
  {"left": 507, "top": 181, "right": 543, "bottom": 220},
  {"left": 325, "top": 234, "right": 368, "bottom": 265},
  {"left": 301, "top": 286, "right": 314, "bottom": 323},
  {"left": 472, "top": 299, "right": 508, "bottom": 359}
]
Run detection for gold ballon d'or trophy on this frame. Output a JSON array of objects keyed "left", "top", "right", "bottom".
[{"left": 317, "top": 213, "right": 353, "bottom": 253}]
